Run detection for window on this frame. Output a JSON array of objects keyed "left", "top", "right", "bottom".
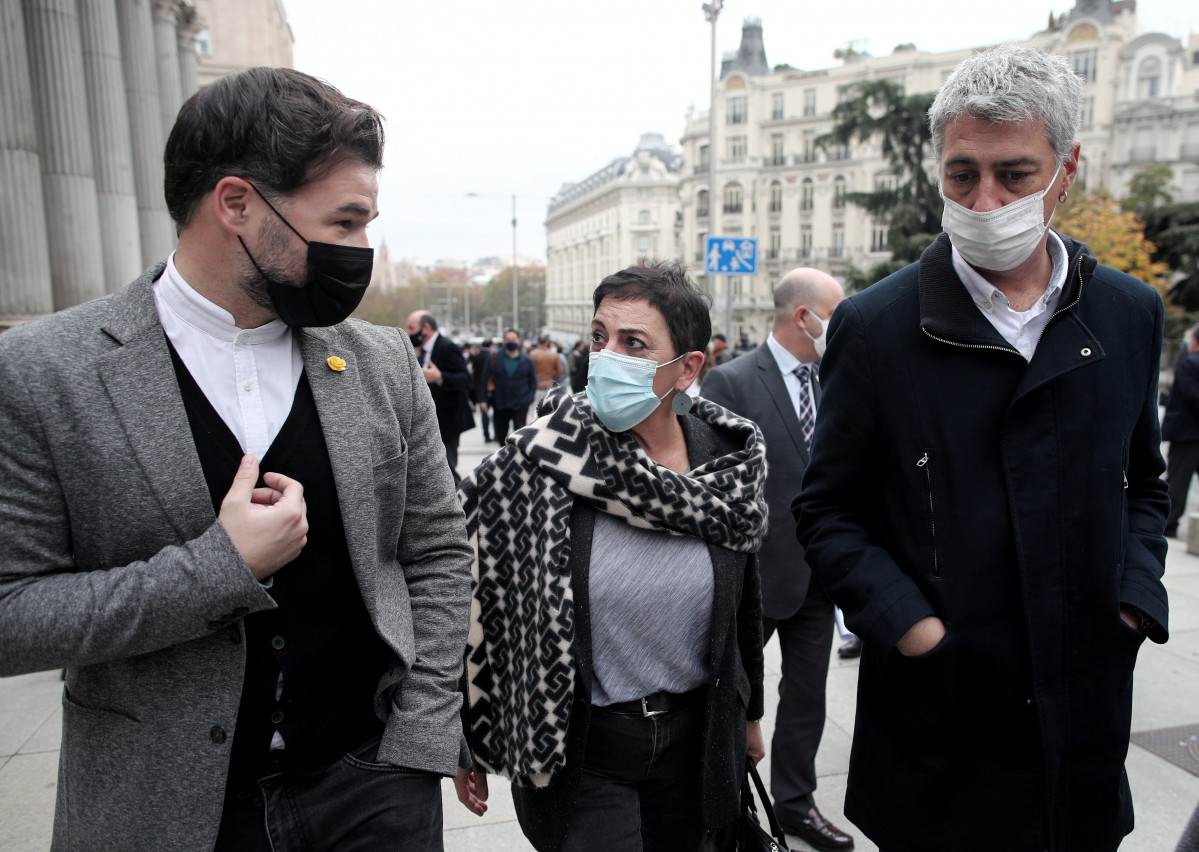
[
  {"left": 831, "top": 141, "right": 850, "bottom": 161},
  {"left": 637, "top": 236, "right": 650, "bottom": 254},
  {"left": 769, "top": 228, "right": 781, "bottom": 259},
  {"left": 771, "top": 134, "right": 785, "bottom": 166},
  {"left": 800, "top": 225, "right": 812, "bottom": 258},
  {"left": 697, "top": 189, "right": 709, "bottom": 219},
  {"left": 638, "top": 210, "right": 651, "bottom": 223},
  {"left": 1070, "top": 49, "right": 1097, "bottom": 83},
  {"left": 803, "top": 88, "right": 816, "bottom": 116},
  {"left": 728, "top": 135, "right": 746, "bottom": 163},
  {"left": 195, "top": 28, "right": 211, "bottom": 56},
  {"left": 831, "top": 223, "right": 845, "bottom": 258},
  {"left": 802, "top": 131, "right": 816, "bottom": 163},
  {"left": 727, "top": 95, "right": 747, "bottom": 125},
  {"left": 833, "top": 176, "right": 847, "bottom": 209},
  {"left": 723, "top": 184, "right": 743, "bottom": 214},
  {"left": 769, "top": 181, "right": 782, "bottom": 214},
  {"left": 772, "top": 93, "right": 784, "bottom": 120},
  {"left": 1138, "top": 57, "right": 1161, "bottom": 99},
  {"left": 699, "top": 144, "right": 709, "bottom": 168},
  {"left": 874, "top": 171, "right": 898, "bottom": 191},
  {"left": 871, "top": 223, "right": 887, "bottom": 252},
  {"left": 800, "top": 179, "right": 814, "bottom": 212},
  {"left": 1079, "top": 97, "right": 1094, "bottom": 131}
]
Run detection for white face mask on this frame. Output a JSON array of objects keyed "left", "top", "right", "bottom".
[
  {"left": 940, "top": 165, "right": 1061, "bottom": 272},
  {"left": 802, "top": 311, "right": 830, "bottom": 359}
]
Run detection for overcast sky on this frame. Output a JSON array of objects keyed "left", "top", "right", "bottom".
[{"left": 283, "top": 0, "right": 1196, "bottom": 266}]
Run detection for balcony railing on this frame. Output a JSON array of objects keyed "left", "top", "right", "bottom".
[
  {"left": 1129, "top": 146, "right": 1156, "bottom": 164},
  {"left": 723, "top": 202, "right": 743, "bottom": 214}
]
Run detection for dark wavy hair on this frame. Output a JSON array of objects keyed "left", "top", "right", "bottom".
[
  {"left": 592, "top": 260, "right": 713, "bottom": 357},
  {"left": 164, "top": 67, "right": 385, "bottom": 230}
]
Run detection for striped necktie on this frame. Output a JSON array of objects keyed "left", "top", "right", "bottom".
[{"left": 794, "top": 364, "right": 816, "bottom": 451}]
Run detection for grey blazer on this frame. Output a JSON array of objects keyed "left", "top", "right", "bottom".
[
  {"left": 0, "top": 264, "right": 473, "bottom": 851},
  {"left": 702, "top": 344, "right": 819, "bottom": 621}
]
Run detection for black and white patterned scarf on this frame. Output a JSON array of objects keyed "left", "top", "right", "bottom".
[{"left": 457, "top": 385, "right": 767, "bottom": 786}]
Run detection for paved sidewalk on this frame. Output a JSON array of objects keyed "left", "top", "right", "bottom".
[{"left": 4, "top": 421, "right": 1199, "bottom": 850}]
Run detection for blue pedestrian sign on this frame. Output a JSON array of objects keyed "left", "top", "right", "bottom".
[{"left": 704, "top": 236, "right": 758, "bottom": 276}]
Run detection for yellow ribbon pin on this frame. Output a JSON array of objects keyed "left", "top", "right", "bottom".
[{"left": 326, "top": 356, "right": 347, "bottom": 372}]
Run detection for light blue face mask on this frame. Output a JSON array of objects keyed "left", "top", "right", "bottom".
[{"left": 585, "top": 349, "right": 685, "bottom": 433}]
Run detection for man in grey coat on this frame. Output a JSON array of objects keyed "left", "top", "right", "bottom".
[{"left": 0, "top": 68, "right": 472, "bottom": 851}]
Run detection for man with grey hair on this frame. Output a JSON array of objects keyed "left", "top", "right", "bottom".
[
  {"left": 704, "top": 268, "right": 852, "bottom": 850},
  {"left": 795, "top": 45, "right": 1168, "bottom": 851}
]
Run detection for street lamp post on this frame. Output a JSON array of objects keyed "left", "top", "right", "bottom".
[
  {"left": 466, "top": 192, "right": 550, "bottom": 338},
  {"left": 702, "top": 0, "right": 727, "bottom": 338}
]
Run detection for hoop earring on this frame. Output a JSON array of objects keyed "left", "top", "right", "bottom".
[{"left": 1057, "top": 189, "right": 1068, "bottom": 204}]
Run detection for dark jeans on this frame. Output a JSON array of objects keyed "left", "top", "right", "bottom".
[
  {"left": 559, "top": 699, "right": 706, "bottom": 852},
  {"left": 214, "top": 736, "right": 443, "bottom": 852},
  {"left": 478, "top": 402, "right": 492, "bottom": 439},
  {"left": 493, "top": 405, "right": 528, "bottom": 444}
]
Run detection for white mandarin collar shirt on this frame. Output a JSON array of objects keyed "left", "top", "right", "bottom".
[
  {"left": 152, "top": 253, "right": 303, "bottom": 460},
  {"left": 952, "top": 231, "right": 1068, "bottom": 362}
]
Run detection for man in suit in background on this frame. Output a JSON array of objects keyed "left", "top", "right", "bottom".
[
  {"left": 0, "top": 67, "right": 472, "bottom": 851},
  {"left": 471, "top": 338, "right": 495, "bottom": 441},
  {"left": 407, "top": 310, "right": 475, "bottom": 480},
  {"left": 703, "top": 267, "right": 851, "bottom": 850},
  {"left": 1163, "top": 324, "right": 1199, "bottom": 537}
]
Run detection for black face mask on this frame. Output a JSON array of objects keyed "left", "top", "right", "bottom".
[
  {"left": 239, "top": 183, "right": 374, "bottom": 328},
  {"left": 409, "top": 331, "right": 425, "bottom": 349},
  {"left": 505, "top": 341, "right": 520, "bottom": 352}
]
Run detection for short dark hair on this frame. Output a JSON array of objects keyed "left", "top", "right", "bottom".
[
  {"left": 482, "top": 338, "right": 493, "bottom": 347},
  {"left": 416, "top": 311, "right": 438, "bottom": 331},
  {"left": 164, "top": 67, "right": 385, "bottom": 230},
  {"left": 592, "top": 260, "right": 712, "bottom": 357}
]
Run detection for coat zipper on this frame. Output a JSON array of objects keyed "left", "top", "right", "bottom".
[
  {"left": 917, "top": 451, "right": 941, "bottom": 579},
  {"left": 921, "top": 263, "right": 1087, "bottom": 353}
]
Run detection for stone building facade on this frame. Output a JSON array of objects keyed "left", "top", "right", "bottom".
[
  {"left": 543, "top": 133, "right": 683, "bottom": 342},
  {"left": 545, "top": 1, "right": 1199, "bottom": 343},
  {"left": 1, "top": 0, "right": 293, "bottom": 330}
]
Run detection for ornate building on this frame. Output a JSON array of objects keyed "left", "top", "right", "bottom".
[
  {"left": 545, "top": 1, "right": 1198, "bottom": 343},
  {"left": 543, "top": 133, "right": 683, "bottom": 343},
  {"left": 1, "top": 0, "right": 293, "bottom": 330}
]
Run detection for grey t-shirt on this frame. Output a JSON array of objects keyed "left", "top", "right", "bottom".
[{"left": 588, "top": 511, "right": 715, "bottom": 706}]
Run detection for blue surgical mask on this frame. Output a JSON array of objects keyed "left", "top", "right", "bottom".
[{"left": 586, "top": 349, "right": 685, "bottom": 432}]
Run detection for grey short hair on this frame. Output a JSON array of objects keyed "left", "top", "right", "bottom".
[{"left": 928, "top": 45, "right": 1083, "bottom": 168}]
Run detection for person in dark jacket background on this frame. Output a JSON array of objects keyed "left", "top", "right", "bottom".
[
  {"left": 471, "top": 339, "right": 494, "bottom": 442},
  {"left": 1163, "top": 325, "right": 1199, "bottom": 537},
  {"left": 407, "top": 310, "right": 474, "bottom": 481},
  {"left": 794, "top": 45, "right": 1169, "bottom": 852},
  {"left": 481, "top": 328, "right": 538, "bottom": 443}
]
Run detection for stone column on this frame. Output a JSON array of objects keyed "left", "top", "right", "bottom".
[
  {"left": 79, "top": 0, "right": 143, "bottom": 291},
  {"left": 117, "top": 0, "right": 176, "bottom": 267},
  {"left": 176, "top": 2, "right": 200, "bottom": 103},
  {"left": 152, "top": 0, "right": 183, "bottom": 137},
  {"left": 0, "top": 0, "right": 53, "bottom": 322},
  {"left": 22, "top": 0, "right": 107, "bottom": 311}
]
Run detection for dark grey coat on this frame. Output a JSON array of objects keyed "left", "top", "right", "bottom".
[
  {"left": 0, "top": 265, "right": 473, "bottom": 851},
  {"left": 703, "top": 343, "right": 817, "bottom": 621}
]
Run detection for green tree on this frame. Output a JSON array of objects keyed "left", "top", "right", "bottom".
[
  {"left": 477, "top": 265, "right": 546, "bottom": 337},
  {"left": 817, "top": 79, "right": 942, "bottom": 289},
  {"left": 1139, "top": 202, "right": 1199, "bottom": 310},
  {"left": 1054, "top": 189, "right": 1168, "bottom": 296},
  {"left": 1123, "top": 164, "right": 1175, "bottom": 211}
]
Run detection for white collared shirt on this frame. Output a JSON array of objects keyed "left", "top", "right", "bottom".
[
  {"left": 420, "top": 330, "right": 438, "bottom": 367},
  {"left": 765, "top": 333, "right": 815, "bottom": 422},
  {"left": 951, "top": 231, "right": 1068, "bottom": 362},
  {"left": 152, "top": 253, "right": 303, "bottom": 460}
]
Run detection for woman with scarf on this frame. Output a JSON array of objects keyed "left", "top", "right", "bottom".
[{"left": 455, "top": 261, "right": 768, "bottom": 852}]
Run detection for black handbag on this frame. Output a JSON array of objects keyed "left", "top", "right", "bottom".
[{"left": 739, "top": 761, "right": 790, "bottom": 851}]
